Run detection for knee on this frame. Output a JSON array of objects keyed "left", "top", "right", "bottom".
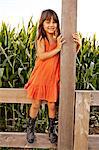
[{"left": 31, "top": 101, "right": 40, "bottom": 110}]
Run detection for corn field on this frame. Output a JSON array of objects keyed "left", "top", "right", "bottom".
[
  {"left": 76, "top": 34, "right": 99, "bottom": 90},
  {"left": 0, "top": 18, "right": 99, "bottom": 138},
  {"left": 0, "top": 17, "right": 37, "bottom": 88}
]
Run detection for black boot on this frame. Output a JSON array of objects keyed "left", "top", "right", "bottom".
[
  {"left": 49, "top": 118, "right": 58, "bottom": 144},
  {"left": 27, "top": 116, "right": 36, "bottom": 143}
]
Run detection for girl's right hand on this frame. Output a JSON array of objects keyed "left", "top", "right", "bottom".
[{"left": 56, "top": 34, "right": 65, "bottom": 50}]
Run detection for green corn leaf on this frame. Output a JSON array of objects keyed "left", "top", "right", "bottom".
[
  {"left": 18, "top": 68, "right": 24, "bottom": 83},
  {"left": 0, "top": 46, "right": 12, "bottom": 68},
  {"left": 0, "top": 68, "right": 4, "bottom": 77}
]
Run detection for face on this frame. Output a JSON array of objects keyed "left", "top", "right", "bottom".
[{"left": 43, "top": 16, "right": 57, "bottom": 35}]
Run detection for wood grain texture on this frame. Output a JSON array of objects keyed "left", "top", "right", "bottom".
[
  {"left": 0, "top": 132, "right": 98, "bottom": 149},
  {"left": 74, "top": 92, "right": 91, "bottom": 150},
  {"left": 0, "top": 88, "right": 31, "bottom": 103},
  {"left": 0, "top": 132, "right": 56, "bottom": 149},
  {"left": 58, "top": 0, "right": 77, "bottom": 150},
  {"left": 88, "top": 135, "right": 99, "bottom": 150},
  {"left": 0, "top": 88, "right": 98, "bottom": 105}
]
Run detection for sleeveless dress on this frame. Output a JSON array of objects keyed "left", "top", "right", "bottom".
[{"left": 24, "top": 39, "right": 60, "bottom": 102}]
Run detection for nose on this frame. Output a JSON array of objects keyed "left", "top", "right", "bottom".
[{"left": 49, "top": 21, "right": 54, "bottom": 26}]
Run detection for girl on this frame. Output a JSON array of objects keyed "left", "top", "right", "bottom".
[{"left": 24, "top": 9, "right": 81, "bottom": 144}]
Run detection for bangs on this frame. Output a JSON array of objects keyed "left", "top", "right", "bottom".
[{"left": 43, "top": 11, "right": 58, "bottom": 23}]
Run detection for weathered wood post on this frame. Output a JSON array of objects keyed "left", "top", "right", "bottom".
[
  {"left": 74, "top": 92, "right": 90, "bottom": 150},
  {"left": 58, "top": 0, "right": 77, "bottom": 150}
]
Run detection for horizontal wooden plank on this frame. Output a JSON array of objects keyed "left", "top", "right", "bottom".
[
  {"left": 76, "top": 90, "right": 99, "bottom": 106},
  {"left": 0, "top": 132, "right": 57, "bottom": 149},
  {"left": 88, "top": 135, "right": 99, "bottom": 150},
  {"left": 0, "top": 88, "right": 31, "bottom": 104},
  {"left": 0, "top": 132, "right": 98, "bottom": 149},
  {"left": 0, "top": 88, "right": 99, "bottom": 105},
  {"left": 90, "top": 92, "right": 99, "bottom": 106}
]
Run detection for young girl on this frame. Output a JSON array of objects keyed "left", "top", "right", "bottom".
[{"left": 24, "top": 9, "right": 81, "bottom": 144}]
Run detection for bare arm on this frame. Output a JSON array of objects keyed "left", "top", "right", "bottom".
[{"left": 36, "top": 36, "right": 64, "bottom": 60}]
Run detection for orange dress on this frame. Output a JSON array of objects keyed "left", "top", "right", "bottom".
[{"left": 24, "top": 39, "right": 60, "bottom": 102}]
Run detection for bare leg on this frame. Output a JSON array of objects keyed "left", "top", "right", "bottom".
[
  {"left": 48, "top": 102, "right": 56, "bottom": 118},
  {"left": 29, "top": 99, "right": 41, "bottom": 118}
]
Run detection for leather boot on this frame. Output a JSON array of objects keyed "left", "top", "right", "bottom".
[
  {"left": 27, "top": 116, "right": 36, "bottom": 143},
  {"left": 49, "top": 118, "right": 58, "bottom": 143}
]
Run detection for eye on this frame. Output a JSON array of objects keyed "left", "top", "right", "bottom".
[
  {"left": 45, "top": 20, "right": 50, "bottom": 23},
  {"left": 53, "top": 21, "right": 56, "bottom": 23}
]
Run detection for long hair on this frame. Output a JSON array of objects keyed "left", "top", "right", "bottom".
[{"left": 37, "top": 9, "right": 60, "bottom": 40}]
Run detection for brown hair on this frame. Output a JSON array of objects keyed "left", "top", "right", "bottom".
[{"left": 37, "top": 9, "right": 60, "bottom": 40}]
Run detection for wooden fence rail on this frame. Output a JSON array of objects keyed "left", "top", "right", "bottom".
[{"left": 0, "top": 88, "right": 99, "bottom": 150}]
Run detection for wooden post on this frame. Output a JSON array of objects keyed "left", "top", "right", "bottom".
[
  {"left": 58, "top": 0, "right": 77, "bottom": 150},
  {"left": 74, "top": 92, "right": 90, "bottom": 150}
]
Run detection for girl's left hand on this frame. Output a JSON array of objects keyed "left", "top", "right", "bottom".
[{"left": 72, "top": 33, "right": 81, "bottom": 53}]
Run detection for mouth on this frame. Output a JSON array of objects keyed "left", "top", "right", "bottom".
[{"left": 48, "top": 28, "right": 55, "bottom": 31}]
